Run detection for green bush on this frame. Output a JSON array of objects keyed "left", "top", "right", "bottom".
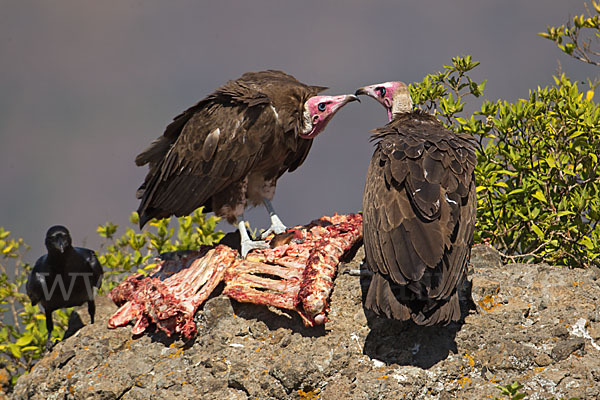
[
  {"left": 0, "top": 208, "right": 223, "bottom": 391},
  {"left": 539, "top": 0, "right": 600, "bottom": 68},
  {"left": 410, "top": 56, "right": 600, "bottom": 268}
]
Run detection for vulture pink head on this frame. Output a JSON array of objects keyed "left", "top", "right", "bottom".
[
  {"left": 355, "top": 81, "right": 413, "bottom": 122},
  {"left": 300, "top": 94, "right": 359, "bottom": 139}
]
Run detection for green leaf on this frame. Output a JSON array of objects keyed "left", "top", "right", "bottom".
[
  {"left": 569, "top": 130, "right": 585, "bottom": 139},
  {"left": 495, "top": 169, "right": 518, "bottom": 176},
  {"left": 531, "top": 223, "right": 545, "bottom": 240},
  {"left": 129, "top": 212, "right": 140, "bottom": 225},
  {"left": 15, "top": 334, "right": 34, "bottom": 347},
  {"left": 545, "top": 155, "right": 556, "bottom": 168},
  {"left": 555, "top": 211, "right": 574, "bottom": 217},
  {"left": 581, "top": 236, "right": 595, "bottom": 250},
  {"left": 508, "top": 188, "right": 525, "bottom": 196},
  {"left": 8, "top": 343, "right": 22, "bottom": 358},
  {"left": 532, "top": 190, "right": 547, "bottom": 203}
]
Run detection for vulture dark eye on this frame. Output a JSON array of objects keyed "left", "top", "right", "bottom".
[
  {"left": 317, "top": 102, "right": 327, "bottom": 111},
  {"left": 377, "top": 87, "right": 386, "bottom": 96}
]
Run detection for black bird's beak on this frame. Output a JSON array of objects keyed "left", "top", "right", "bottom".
[{"left": 56, "top": 238, "right": 68, "bottom": 253}]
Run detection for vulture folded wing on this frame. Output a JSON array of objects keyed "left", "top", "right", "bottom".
[
  {"left": 136, "top": 79, "right": 277, "bottom": 223},
  {"left": 363, "top": 111, "right": 477, "bottom": 323}
]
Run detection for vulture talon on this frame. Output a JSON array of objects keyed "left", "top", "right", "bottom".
[
  {"left": 238, "top": 218, "right": 269, "bottom": 258},
  {"left": 260, "top": 215, "right": 288, "bottom": 239},
  {"left": 261, "top": 199, "right": 288, "bottom": 239},
  {"left": 346, "top": 269, "right": 374, "bottom": 277},
  {"left": 240, "top": 238, "right": 270, "bottom": 258}
]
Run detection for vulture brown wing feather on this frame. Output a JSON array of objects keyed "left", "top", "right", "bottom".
[
  {"left": 284, "top": 139, "right": 313, "bottom": 174},
  {"left": 423, "top": 153, "right": 445, "bottom": 183},
  {"left": 430, "top": 180, "right": 476, "bottom": 300},
  {"left": 201, "top": 128, "right": 221, "bottom": 161},
  {"left": 402, "top": 216, "right": 444, "bottom": 268},
  {"left": 389, "top": 224, "right": 427, "bottom": 281},
  {"left": 363, "top": 152, "right": 395, "bottom": 279},
  {"left": 137, "top": 102, "right": 266, "bottom": 221}
]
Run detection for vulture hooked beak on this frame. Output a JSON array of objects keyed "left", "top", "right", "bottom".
[
  {"left": 335, "top": 94, "right": 360, "bottom": 107},
  {"left": 349, "top": 94, "right": 361, "bottom": 103},
  {"left": 325, "top": 94, "right": 360, "bottom": 120},
  {"left": 354, "top": 87, "right": 369, "bottom": 97},
  {"left": 329, "top": 94, "right": 360, "bottom": 116}
]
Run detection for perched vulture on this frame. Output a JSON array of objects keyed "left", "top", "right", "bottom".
[
  {"left": 27, "top": 226, "right": 104, "bottom": 349},
  {"left": 135, "top": 70, "right": 358, "bottom": 256},
  {"left": 355, "top": 82, "right": 477, "bottom": 325}
]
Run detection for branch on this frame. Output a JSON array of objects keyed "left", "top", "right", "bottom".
[{"left": 497, "top": 239, "right": 553, "bottom": 262}]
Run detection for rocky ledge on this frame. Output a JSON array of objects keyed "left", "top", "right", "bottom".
[{"left": 12, "top": 245, "right": 600, "bottom": 399}]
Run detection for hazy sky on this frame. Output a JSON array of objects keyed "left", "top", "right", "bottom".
[{"left": 1, "top": 1, "right": 597, "bottom": 263}]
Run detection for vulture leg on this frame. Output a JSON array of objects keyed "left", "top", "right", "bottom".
[
  {"left": 347, "top": 260, "right": 374, "bottom": 276},
  {"left": 238, "top": 218, "right": 269, "bottom": 258},
  {"left": 260, "top": 199, "right": 288, "bottom": 239}
]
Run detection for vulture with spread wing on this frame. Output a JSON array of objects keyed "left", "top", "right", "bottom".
[
  {"left": 355, "top": 82, "right": 476, "bottom": 325},
  {"left": 136, "top": 70, "right": 357, "bottom": 256}
]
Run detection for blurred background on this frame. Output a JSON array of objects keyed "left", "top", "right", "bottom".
[{"left": 1, "top": 0, "right": 597, "bottom": 263}]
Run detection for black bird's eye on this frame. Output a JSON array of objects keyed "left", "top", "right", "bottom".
[
  {"left": 377, "top": 87, "right": 386, "bottom": 97},
  {"left": 317, "top": 102, "right": 327, "bottom": 111}
]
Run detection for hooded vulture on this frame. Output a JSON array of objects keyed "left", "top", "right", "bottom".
[
  {"left": 355, "top": 81, "right": 477, "bottom": 325},
  {"left": 135, "top": 70, "right": 358, "bottom": 256}
]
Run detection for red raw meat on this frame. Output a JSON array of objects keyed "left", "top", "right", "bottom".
[
  {"left": 225, "top": 213, "right": 362, "bottom": 326},
  {"left": 107, "top": 214, "right": 362, "bottom": 338},
  {"left": 108, "top": 245, "right": 237, "bottom": 338}
]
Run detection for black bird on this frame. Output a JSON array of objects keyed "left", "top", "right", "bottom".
[
  {"left": 26, "top": 226, "right": 103, "bottom": 349},
  {"left": 355, "top": 81, "right": 477, "bottom": 325}
]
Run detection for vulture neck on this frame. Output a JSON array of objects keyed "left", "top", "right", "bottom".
[
  {"left": 302, "top": 106, "right": 313, "bottom": 136},
  {"left": 391, "top": 92, "right": 413, "bottom": 120}
]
